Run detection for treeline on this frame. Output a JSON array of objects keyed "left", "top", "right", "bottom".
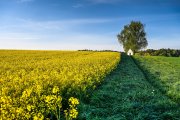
[
  {"left": 78, "top": 49, "right": 119, "bottom": 52},
  {"left": 137, "top": 49, "right": 180, "bottom": 57}
]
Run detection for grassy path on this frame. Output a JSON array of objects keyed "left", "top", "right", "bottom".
[{"left": 78, "top": 54, "right": 180, "bottom": 120}]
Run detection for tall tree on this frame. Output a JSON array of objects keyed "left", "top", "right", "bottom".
[{"left": 117, "top": 21, "right": 148, "bottom": 52}]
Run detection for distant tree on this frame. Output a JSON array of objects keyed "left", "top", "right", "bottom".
[
  {"left": 136, "top": 48, "right": 180, "bottom": 57},
  {"left": 117, "top": 21, "right": 148, "bottom": 53}
]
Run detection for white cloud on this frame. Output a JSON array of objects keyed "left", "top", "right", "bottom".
[
  {"left": 0, "top": 17, "right": 123, "bottom": 51},
  {"left": 0, "top": 32, "right": 122, "bottom": 51},
  {"left": 0, "top": 17, "right": 120, "bottom": 32},
  {"left": 4, "top": 14, "right": 178, "bottom": 33},
  {"left": 0, "top": 33, "right": 39, "bottom": 41}
]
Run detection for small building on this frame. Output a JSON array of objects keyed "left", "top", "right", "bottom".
[{"left": 127, "top": 49, "right": 134, "bottom": 56}]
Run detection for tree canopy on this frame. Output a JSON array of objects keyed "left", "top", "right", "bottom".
[{"left": 117, "top": 21, "right": 148, "bottom": 52}]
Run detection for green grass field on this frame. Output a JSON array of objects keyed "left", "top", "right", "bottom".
[
  {"left": 79, "top": 54, "right": 180, "bottom": 120},
  {"left": 133, "top": 55, "right": 180, "bottom": 102}
]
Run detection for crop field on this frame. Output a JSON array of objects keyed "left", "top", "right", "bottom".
[
  {"left": 1, "top": 50, "right": 180, "bottom": 120},
  {"left": 133, "top": 55, "right": 180, "bottom": 102},
  {"left": 0, "top": 50, "right": 120, "bottom": 120}
]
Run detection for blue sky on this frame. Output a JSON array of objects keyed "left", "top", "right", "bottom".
[{"left": 0, "top": 0, "right": 180, "bottom": 51}]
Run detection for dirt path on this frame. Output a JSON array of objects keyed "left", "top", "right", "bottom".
[{"left": 78, "top": 54, "right": 180, "bottom": 120}]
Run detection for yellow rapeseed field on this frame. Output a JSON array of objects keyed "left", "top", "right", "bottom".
[{"left": 0, "top": 50, "right": 120, "bottom": 120}]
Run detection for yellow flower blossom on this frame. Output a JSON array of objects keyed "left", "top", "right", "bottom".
[
  {"left": 27, "top": 105, "right": 32, "bottom": 112},
  {"left": 69, "top": 97, "right": 79, "bottom": 107},
  {"left": 33, "top": 113, "right": 44, "bottom": 120},
  {"left": 69, "top": 108, "right": 78, "bottom": 118},
  {"left": 52, "top": 86, "right": 59, "bottom": 94},
  {"left": 0, "top": 50, "right": 120, "bottom": 119}
]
